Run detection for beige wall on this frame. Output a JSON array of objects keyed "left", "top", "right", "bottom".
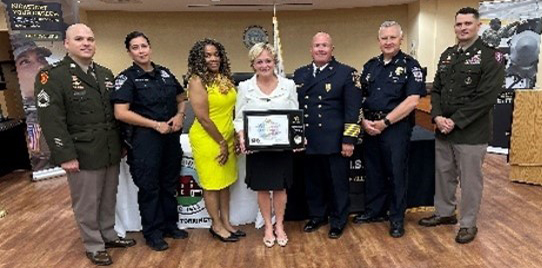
[
  {"left": 411, "top": 0, "right": 479, "bottom": 81},
  {"left": 0, "top": 5, "right": 7, "bottom": 31},
  {"left": 86, "top": 6, "right": 409, "bottom": 77}
]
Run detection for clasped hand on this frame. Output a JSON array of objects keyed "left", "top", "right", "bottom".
[
  {"left": 435, "top": 116, "right": 455, "bottom": 134},
  {"left": 216, "top": 142, "right": 229, "bottom": 165}
]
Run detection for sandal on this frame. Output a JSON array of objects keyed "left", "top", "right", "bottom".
[
  {"left": 263, "top": 236, "right": 275, "bottom": 248},
  {"left": 276, "top": 235, "right": 288, "bottom": 247}
]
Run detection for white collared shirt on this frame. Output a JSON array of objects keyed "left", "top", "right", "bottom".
[
  {"left": 234, "top": 75, "right": 299, "bottom": 132},
  {"left": 312, "top": 62, "right": 329, "bottom": 77}
]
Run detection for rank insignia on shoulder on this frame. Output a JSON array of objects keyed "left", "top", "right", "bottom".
[
  {"left": 465, "top": 76, "right": 473, "bottom": 85},
  {"left": 37, "top": 89, "right": 50, "bottom": 108},
  {"left": 325, "top": 83, "right": 332, "bottom": 92},
  {"left": 296, "top": 83, "right": 304, "bottom": 89},
  {"left": 40, "top": 72, "right": 49, "bottom": 84}
]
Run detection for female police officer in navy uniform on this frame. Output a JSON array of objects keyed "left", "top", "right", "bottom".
[{"left": 111, "top": 31, "right": 188, "bottom": 251}]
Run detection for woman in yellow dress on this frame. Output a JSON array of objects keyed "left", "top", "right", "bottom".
[{"left": 186, "top": 38, "right": 243, "bottom": 242}]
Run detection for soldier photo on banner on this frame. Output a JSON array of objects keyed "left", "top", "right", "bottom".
[
  {"left": 479, "top": 0, "right": 542, "bottom": 150},
  {"left": 2, "top": 0, "right": 77, "bottom": 172},
  {"left": 479, "top": 0, "right": 542, "bottom": 90}
]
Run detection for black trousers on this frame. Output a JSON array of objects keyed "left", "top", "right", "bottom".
[
  {"left": 303, "top": 153, "right": 350, "bottom": 228},
  {"left": 362, "top": 120, "right": 412, "bottom": 222},
  {"left": 128, "top": 127, "right": 182, "bottom": 240}
]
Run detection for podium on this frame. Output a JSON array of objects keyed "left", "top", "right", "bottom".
[{"left": 509, "top": 90, "right": 542, "bottom": 185}]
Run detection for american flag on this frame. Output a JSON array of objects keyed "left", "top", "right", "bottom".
[
  {"left": 27, "top": 124, "right": 41, "bottom": 152},
  {"left": 273, "top": 6, "right": 285, "bottom": 77}
]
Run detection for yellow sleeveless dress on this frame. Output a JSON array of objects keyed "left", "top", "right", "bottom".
[{"left": 189, "top": 79, "right": 237, "bottom": 190}]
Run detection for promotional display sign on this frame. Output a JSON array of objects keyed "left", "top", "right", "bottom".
[
  {"left": 2, "top": 0, "right": 76, "bottom": 175},
  {"left": 479, "top": 0, "right": 542, "bottom": 150}
]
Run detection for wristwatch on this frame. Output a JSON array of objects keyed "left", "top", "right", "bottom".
[{"left": 384, "top": 117, "right": 392, "bottom": 127}]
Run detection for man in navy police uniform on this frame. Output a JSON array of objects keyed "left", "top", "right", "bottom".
[
  {"left": 294, "top": 32, "right": 362, "bottom": 239},
  {"left": 353, "top": 21, "right": 426, "bottom": 238}
]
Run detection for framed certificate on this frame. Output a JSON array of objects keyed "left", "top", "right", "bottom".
[{"left": 243, "top": 109, "right": 305, "bottom": 151}]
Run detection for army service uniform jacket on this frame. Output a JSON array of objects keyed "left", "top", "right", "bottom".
[
  {"left": 35, "top": 55, "right": 121, "bottom": 170},
  {"left": 431, "top": 37, "right": 505, "bottom": 145},
  {"left": 293, "top": 58, "right": 362, "bottom": 155}
]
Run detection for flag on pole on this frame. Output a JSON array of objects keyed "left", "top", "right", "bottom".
[{"left": 273, "top": 6, "right": 285, "bottom": 77}]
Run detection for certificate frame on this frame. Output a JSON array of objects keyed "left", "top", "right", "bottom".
[{"left": 243, "top": 109, "right": 305, "bottom": 151}]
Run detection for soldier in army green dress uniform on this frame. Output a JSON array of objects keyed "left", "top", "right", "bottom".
[
  {"left": 35, "top": 24, "right": 135, "bottom": 266},
  {"left": 418, "top": 8, "right": 505, "bottom": 244}
]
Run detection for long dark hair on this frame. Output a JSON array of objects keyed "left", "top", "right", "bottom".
[{"left": 185, "top": 38, "right": 233, "bottom": 87}]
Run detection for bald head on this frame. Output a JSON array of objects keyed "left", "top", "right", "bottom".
[
  {"left": 312, "top": 32, "right": 333, "bottom": 46},
  {"left": 64, "top": 23, "right": 96, "bottom": 63},
  {"left": 311, "top": 32, "right": 334, "bottom": 67}
]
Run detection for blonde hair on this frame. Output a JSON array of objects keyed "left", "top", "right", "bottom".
[{"left": 248, "top": 43, "right": 277, "bottom": 67}]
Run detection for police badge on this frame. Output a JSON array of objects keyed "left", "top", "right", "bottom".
[{"left": 395, "top": 66, "right": 405, "bottom": 76}]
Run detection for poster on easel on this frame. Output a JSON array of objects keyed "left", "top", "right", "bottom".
[
  {"left": 479, "top": 0, "right": 542, "bottom": 152},
  {"left": 1, "top": 0, "right": 77, "bottom": 179}
]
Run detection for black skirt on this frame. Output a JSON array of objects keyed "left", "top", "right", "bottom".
[{"left": 245, "top": 151, "right": 293, "bottom": 191}]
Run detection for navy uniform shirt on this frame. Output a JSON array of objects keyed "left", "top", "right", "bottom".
[
  {"left": 361, "top": 51, "right": 426, "bottom": 112},
  {"left": 111, "top": 63, "right": 184, "bottom": 121},
  {"left": 294, "top": 57, "right": 362, "bottom": 154}
]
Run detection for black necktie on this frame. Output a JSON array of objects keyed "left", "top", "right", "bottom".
[
  {"left": 87, "top": 65, "right": 96, "bottom": 80},
  {"left": 314, "top": 68, "right": 321, "bottom": 77}
]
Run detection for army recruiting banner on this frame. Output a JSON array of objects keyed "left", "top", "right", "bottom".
[
  {"left": 2, "top": 0, "right": 77, "bottom": 177},
  {"left": 479, "top": 0, "right": 542, "bottom": 151}
]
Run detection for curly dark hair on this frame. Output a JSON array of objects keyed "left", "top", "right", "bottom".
[
  {"left": 124, "top": 31, "right": 150, "bottom": 51},
  {"left": 185, "top": 38, "right": 233, "bottom": 87}
]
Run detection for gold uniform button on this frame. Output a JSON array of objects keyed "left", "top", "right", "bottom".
[
  {"left": 305, "top": 95, "right": 309, "bottom": 99},
  {"left": 304, "top": 114, "right": 309, "bottom": 118},
  {"left": 304, "top": 104, "right": 308, "bottom": 109},
  {"left": 318, "top": 123, "right": 322, "bottom": 127},
  {"left": 318, "top": 114, "right": 322, "bottom": 118},
  {"left": 318, "top": 96, "right": 322, "bottom": 100},
  {"left": 318, "top": 104, "right": 322, "bottom": 108},
  {"left": 305, "top": 123, "right": 309, "bottom": 127}
]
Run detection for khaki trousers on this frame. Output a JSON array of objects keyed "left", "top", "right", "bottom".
[
  {"left": 434, "top": 138, "right": 487, "bottom": 228},
  {"left": 67, "top": 163, "right": 120, "bottom": 252}
]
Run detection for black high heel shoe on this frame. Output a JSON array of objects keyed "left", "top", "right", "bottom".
[
  {"left": 230, "top": 229, "right": 246, "bottom": 238},
  {"left": 209, "top": 228, "right": 239, "bottom": 243}
]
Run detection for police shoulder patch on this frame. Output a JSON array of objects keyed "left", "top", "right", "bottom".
[
  {"left": 115, "top": 74, "right": 128, "bottom": 90},
  {"left": 160, "top": 69, "right": 171, "bottom": 78},
  {"left": 411, "top": 67, "right": 424, "bottom": 83}
]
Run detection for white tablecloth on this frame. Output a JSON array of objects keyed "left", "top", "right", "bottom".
[{"left": 114, "top": 135, "right": 260, "bottom": 236}]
